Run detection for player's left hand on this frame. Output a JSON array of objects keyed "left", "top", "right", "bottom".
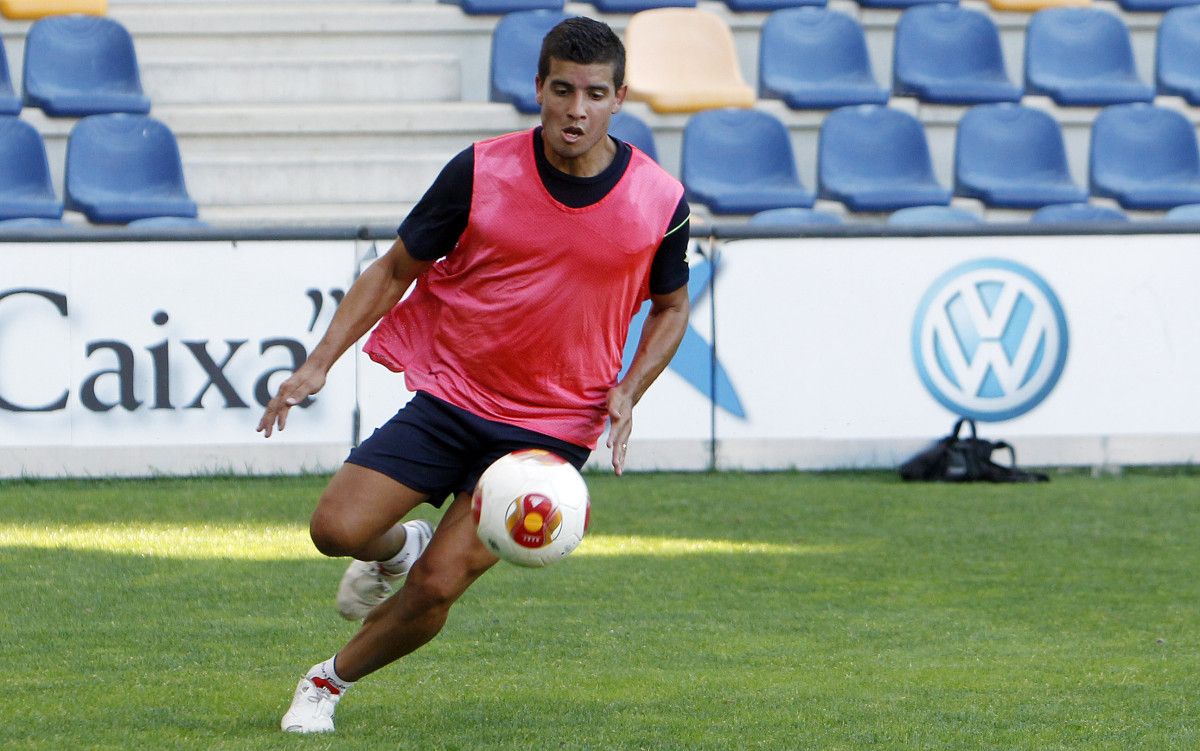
[{"left": 605, "top": 387, "right": 634, "bottom": 475}]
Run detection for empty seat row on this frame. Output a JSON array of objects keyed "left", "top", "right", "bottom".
[
  {"left": 0, "top": 114, "right": 199, "bottom": 225},
  {"left": 490, "top": 7, "right": 1200, "bottom": 116},
  {"left": 0, "top": 15, "right": 149, "bottom": 117},
  {"left": 663, "top": 102, "right": 1200, "bottom": 215}
]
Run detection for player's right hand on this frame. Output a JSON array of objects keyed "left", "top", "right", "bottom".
[{"left": 256, "top": 365, "right": 326, "bottom": 437}]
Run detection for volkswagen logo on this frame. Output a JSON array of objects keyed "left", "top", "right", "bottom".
[{"left": 912, "top": 258, "right": 1069, "bottom": 421}]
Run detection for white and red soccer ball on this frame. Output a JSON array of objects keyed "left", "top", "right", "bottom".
[{"left": 471, "top": 449, "right": 590, "bottom": 568}]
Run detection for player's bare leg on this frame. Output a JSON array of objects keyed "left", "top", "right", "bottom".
[
  {"left": 333, "top": 490, "right": 499, "bottom": 681},
  {"left": 310, "top": 464, "right": 436, "bottom": 620},
  {"left": 310, "top": 463, "right": 429, "bottom": 560}
]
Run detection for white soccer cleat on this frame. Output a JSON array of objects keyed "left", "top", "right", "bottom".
[
  {"left": 335, "top": 519, "right": 433, "bottom": 621},
  {"left": 280, "top": 676, "right": 341, "bottom": 734}
]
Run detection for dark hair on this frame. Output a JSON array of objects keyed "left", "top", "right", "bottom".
[{"left": 537, "top": 17, "right": 625, "bottom": 90}]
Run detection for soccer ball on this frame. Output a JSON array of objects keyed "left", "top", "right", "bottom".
[{"left": 471, "top": 449, "right": 591, "bottom": 568}]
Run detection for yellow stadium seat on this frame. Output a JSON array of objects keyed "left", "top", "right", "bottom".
[
  {"left": 0, "top": 0, "right": 106, "bottom": 20},
  {"left": 987, "top": 0, "right": 1089, "bottom": 13},
  {"left": 624, "top": 8, "right": 755, "bottom": 114}
]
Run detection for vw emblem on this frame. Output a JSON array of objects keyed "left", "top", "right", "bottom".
[{"left": 912, "top": 258, "right": 1069, "bottom": 421}]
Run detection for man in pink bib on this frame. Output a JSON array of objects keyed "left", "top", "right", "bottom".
[{"left": 258, "top": 17, "right": 690, "bottom": 734}]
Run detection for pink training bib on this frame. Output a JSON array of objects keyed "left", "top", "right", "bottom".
[{"left": 364, "top": 128, "right": 684, "bottom": 448}]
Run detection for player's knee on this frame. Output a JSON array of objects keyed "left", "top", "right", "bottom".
[
  {"left": 403, "top": 560, "right": 464, "bottom": 613},
  {"left": 309, "top": 506, "right": 364, "bottom": 558}
]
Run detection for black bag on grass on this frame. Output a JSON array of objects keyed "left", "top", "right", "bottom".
[{"left": 899, "top": 418, "right": 1049, "bottom": 483}]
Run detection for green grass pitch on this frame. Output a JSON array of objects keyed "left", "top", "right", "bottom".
[{"left": 2, "top": 470, "right": 1198, "bottom": 750}]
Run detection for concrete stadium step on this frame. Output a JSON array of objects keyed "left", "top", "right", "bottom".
[
  {"left": 139, "top": 55, "right": 461, "bottom": 105},
  {"left": 26, "top": 101, "right": 538, "bottom": 157}
]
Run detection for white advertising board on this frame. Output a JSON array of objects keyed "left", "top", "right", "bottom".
[
  {"left": 6, "top": 233, "right": 1200, "bottom": 477},
  {"left": 710, "top": 234, "right": 1200, "bottom": 469},
  {"left": 0, "top": 241, "right": 358, "bottom": 477}
]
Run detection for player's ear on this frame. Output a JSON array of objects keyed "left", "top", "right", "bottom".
[
  {"left": 535, "top": 76, "right": 544, "bottom": 105},
  {"left": 612, "top": 83, "right": 628, "bottom": 113}
]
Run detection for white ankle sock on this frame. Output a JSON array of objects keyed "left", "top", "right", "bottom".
[
  {"left": 306, "top": 656, "right": 354, "bottom": 695},
  {"left": 378, "top": 520, "right": 425, "bottom": 576}
]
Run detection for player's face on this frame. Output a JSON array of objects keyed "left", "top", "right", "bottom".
[{"left": 536, "top": 57, "right": 628, "bottom": 177}]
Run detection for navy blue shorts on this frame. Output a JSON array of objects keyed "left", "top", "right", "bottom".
[{"left": 345, "top": 392, "right": 591, "bottom": 508}]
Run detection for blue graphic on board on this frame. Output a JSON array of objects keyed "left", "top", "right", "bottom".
[
  {"left": 620, "top": 258, "right": 746, "bottom": 419},
  {"left": 912, "top": 258, "right": 1069, "bottom": 421}
]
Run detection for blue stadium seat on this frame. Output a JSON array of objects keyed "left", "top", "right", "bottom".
[
  {"left": 1089, "top": 103, "right": 1200, "bottom": 210},
  {"left": 65, "top": 114, "right": 198, "bottom": 224},
  {"left": 954, "top": 103, "right": 1086, "bottom": 209},
  {"left": 490, "top": 10, "right": 571, "bottom": 114},
  {"left": 1156, "top": 7, "right": 1200, "bottom": 105},
  {"left": 0, "top": 38, "right": 19, "bottom": 115},
  {"left": 888, "top": 205, "right": 983, "bottom": 224},
  {"left": 0, "top": 116, "right": 63, "bottom": 221},
  {"left": 726, "top": 0, "right": 823, "bottom": 13},
  {"left": 1165, "top": 203, "right": 1200, "bottom": 221},
  {"left": 591, "top": 0, "right": 694, "bottom": 11},
  {"left": 1116, "top": 0, "right": 1200, "bottom": 12},
  {"left": 442, "top": 0, "right": 563, "bottom": 14},
  {"left": 22, "top": 15, "right": 151, "bottom": 117},
  {"left": 681, "top": 108, "right": 814, "bottom": 214},
  {"left": 609, "top": 111, "right": 659, "bottom": 163},
  {"left": 1030, "top": 202, "right": 1128, "bottom": 223},
  {"left": 749, "top": 207, "right": 844, "bottom": 225},
  {"left": 892, "top": 4, "right": 1021, "bottom": 104},
  {"left": 1024, "top": 9, "right": 1154, "bottom": 106},
  {"left": 817, "top": 105, "right": 951, "bottom": 212},
  {"left": 759, "top": 8, "right": 889, "bottom": 109}
]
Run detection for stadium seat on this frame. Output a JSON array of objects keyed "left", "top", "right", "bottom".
[
  {"left": 749, "top": 207, "right": 844, "bottom": 225},
  {"left": 681, "top": 108, "right": 814, "bottom": 214},
  {"left": 0, "top": 117, "right": 63, "bottom": 221},
  {"left": 1116, "top": 0, "right": 1200, "bottom": 11},
  {"left": 1030, "top": 202, "right": 1128, "bottom": 223},
  {"left": 625, "top": 9, "right": 755, "bottom": 113},
  {"left": 887, "top": 205, "right": 982, "bottom": 224},
  {"left": 609, "top": 111, "right": 659, "bottom": 163},
  {"left": 953, "top": 103, "right": 1086, "bottom": 209},
  {"left": 64, "top": 114, "right": 198, "bottom": 224},
  {"left": 817, "top": 105, "right": 951, "bottom": 212},
  {"left": 1089, "top": 103, "right": 1200, "bottom": 210},
  {"left": 1156, "top": 7, "right": 1200, "bottom": 105},
  {"left": 0, "top": 38, "right": 19, "bottom": 115},
  {"left": 1024, "top": 9, "right": 1154, "bottom": 106},
  {"left": 892, "top": 4, "right": 1021, "bottom": 105},
  {"left": 987, "top": 0, "right": 1090, "bottom": 11},
  {"left": 1165, "top": 203, "right": 1200, "bottom": 221},
  {"left": 758, "top": 8, "right": 889, "bottom": 109},
  {"left": 0, "top": 0, "right": 105, "bottom": 20},
  {"left": 591, "top": 0, "right": 695, "bottom": 11},
  {"left": 725, "top": 0, "right": 824, "bottom": 12},
  {"left": 22, "top": 15, "right": 150, "bottom": 117},
  {"left": 443, "top": 0, "right": 563, "bottom": 15},
  {"left": 489, "top": 10, "right": 571, "bottom": 114}
]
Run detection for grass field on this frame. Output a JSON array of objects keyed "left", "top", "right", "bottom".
[{"left": 2, "top": 470, "right": 1198, "bottom": 750}]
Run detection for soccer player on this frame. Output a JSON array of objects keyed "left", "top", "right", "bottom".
[{"left": 257, "top": 16, "right": 690, "bottom": 733}]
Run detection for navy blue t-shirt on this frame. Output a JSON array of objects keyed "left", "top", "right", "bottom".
[{"left": 398, "top": 128, "right": 691, "bottom": 295}]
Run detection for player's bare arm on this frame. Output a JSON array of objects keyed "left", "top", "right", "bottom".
[
  {"left": 257, "top": 239, "right": 432, "bottom": 437},
  {"left": 606, "top": 283, "right": 690, "bottom": 475}
]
